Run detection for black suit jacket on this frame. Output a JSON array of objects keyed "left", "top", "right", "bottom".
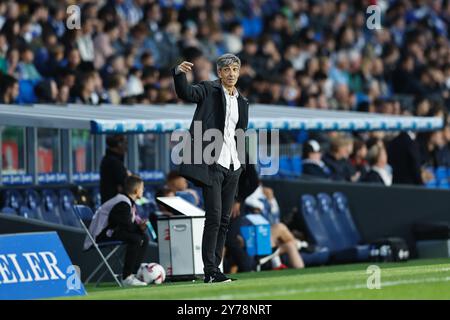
[
  {"left": 100, "top": 149, "right": 128, "bottom": 204},
  {"left": 361, "top": 170, "right": 385, "bottom": 185},
  {"left": 387, "top": 132, "right": 423, "bottom": 185},
  {"left": 172, "top": 69, "right": 249, "bottom": 187}
]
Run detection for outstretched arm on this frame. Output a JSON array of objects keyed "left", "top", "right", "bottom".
[{"left": 172, "top": 61, "right": 207, "bottom": 103}]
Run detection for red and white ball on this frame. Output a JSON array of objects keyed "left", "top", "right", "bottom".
[{"left": 137, "top": 263, "right": 166, "bottom": 284}]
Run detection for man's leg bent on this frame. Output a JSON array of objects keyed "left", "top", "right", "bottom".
[
  {"left": 133, "top": 233, "right": 150, "bottom": 274},
  {"left": 113, "top": 230, "right": 146, "bottom": 279}
]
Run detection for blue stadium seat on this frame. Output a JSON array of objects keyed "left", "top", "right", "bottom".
[
  {"left": 41, "top": 189, "right": 62, "bottom": 224},
  {"left": 0, "top": 206, "right": 17, "bottom": 215},
  {"left": 1, "top": 189, "right": 23, "bottom": 215},
  {"left": 435, "top": 166, "right": 449, "bottom": 189},
  {"left": 91, "top": 187, "right": 102, "bottom": 211},
  {"left": 300, "top": 193, "right": 369, "bottom": 263},
  {"left": 58, "top": 189, "right": 80, "bottom": 227},
  {"left": 291, "top": 155, "right": 302, "bottom": 176},
  {"left": 299, "top": 194, "right": 332, "bottom": 248},
  {"left": 1, "top": 189, "right": 39, "bottom": 219},
  {"left": 17, "top": 206, "right": 35, "bottom": 219},
  {"left": 332, "top": 192, "right": 362, "bottom": 245},
  {"left": 301, "top": 247, "right": 330, "bottom": 267},
  {"left": 424, "top": 166, "right": 437, "bottom": 188},
  {"left": 316, "top": 193, "right": 350, "bottom": 250},
  {"left": 22, "top": 189, "right": 43, "bottom": 219},
  {"left": 317, "top": 193, "right": 369, "bottom": 262},
  {"left": 278, "top": 155, "right": 292, "bottom": 177}
]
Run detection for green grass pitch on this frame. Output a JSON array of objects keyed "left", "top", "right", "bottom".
[{"left": 70, "top": 258, "right": 450, "bottom": 300}]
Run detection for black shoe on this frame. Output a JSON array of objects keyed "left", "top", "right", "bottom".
[{"left": 204, "top": 272, "right": 233, "bottom": 283}]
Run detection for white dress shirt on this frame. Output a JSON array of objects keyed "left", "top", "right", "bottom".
[{"left": 217, "top": 86, "right": 241, "bottom": 171}]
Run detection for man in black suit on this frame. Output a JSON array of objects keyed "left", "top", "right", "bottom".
[
  {"left": 387, "top": 131, "right": 423, "bottom": 185},
  {"left": 100, "top": 134, "right": 129, "bottom": 204},
  {"left": 172, "top": 54, "right": 249, "bottom": 283}
]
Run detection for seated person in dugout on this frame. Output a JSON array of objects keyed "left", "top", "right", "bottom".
[
  {"left": 94, "top": 175, "right": 149, "bottom": 287},
  {"left": 165, "top": 170, "right": 201, "bottom": 206},
  {"left": 148, "top": 186, "right": 176, "bottom": 235},
  {"left": 245, "top": 183, "right": 305, "bottom": 270}
]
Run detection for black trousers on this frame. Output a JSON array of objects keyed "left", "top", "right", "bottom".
[
  {"left": 98, "top": 229, "right": 149, "bottom": 279},
  {"left": 202, "top": 163, "right": 242, "bottom": 275}
]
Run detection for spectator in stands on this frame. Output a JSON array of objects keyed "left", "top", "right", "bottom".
[
  {"left": 105, "top": 73, "right": 127, "bottom": 104},
  {"left": 0, "top": 74, "right": 18, "bottom": 104},
  {"left": 100, "top": 134, "right": 130, "bottom": 204},
  {"left": 350, "top": 138, "right": 369, "bottom": 179},
  {"left": 93, "top": 21, "right": 120, "bottom": 70},
  {"left": 34, "top": 79, "right": 58, "bottom": 103},
  {"left": 301, "top": 139, "right": 331, "bottom": 179},
  {"left": 414, "top": 96, "right": 431, "bottom": 117},
  {"left": 96, "top": 175, "right": 149, "bottom": 287},
  {"left": 16, "top": 46, "right": 41, "bottom": 81},
  {"left": 323, "top": 136, "right": 359, "bottom": 182},
  {"left": 361, "top": 142, "right": 392, "bottom": 186},
  {"left": 418, "top": 130, "right": 450, "bottom": 169},
  {"left": 72, "top": 71, "right": 106, "bottom": 105}
]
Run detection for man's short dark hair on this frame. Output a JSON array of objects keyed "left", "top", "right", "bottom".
[
  {"left": 106, "top": 134, "right": 126, "bottom": 148},
  {"left": 124, "top": 175, "right": 143, "bottom": 195},
  {"left": 0, "top": 74, "right": 18, "bottom": 95}
]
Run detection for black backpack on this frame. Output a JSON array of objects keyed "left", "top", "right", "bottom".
[{"left": 369, "top": 237, "right": 410, "bottom": 262}]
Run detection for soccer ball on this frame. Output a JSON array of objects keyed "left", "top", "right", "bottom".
[{"left": 137, "top": 263, "right": 166, "bottom": 284}]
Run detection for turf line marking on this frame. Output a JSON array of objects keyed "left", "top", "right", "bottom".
[{"left": 193, "top": 276, "right": 450, "bottom": 300}]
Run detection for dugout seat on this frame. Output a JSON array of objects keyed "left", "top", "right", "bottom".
[
  {"left": 298, "top": 194, "right": 332, "bottom": 263},
  {"left": 58, "top": 189, "right": 80, "bottom": 227},
  {"left": 291, "top": 155, "right": 302, "bottom": 176},
  {"left": 73, "top": 205, "right": 124, "bottom": 287},
  {"left": 24, "top": 189, "right": 42, "bottom": 219},
  {"left": 0, "top": 189, "right": 23, "bottom": 215},
  {"left": 316, "top": 193, "right": 369, "bottom": 262},
  {"left": 41, "top": 189, "right": 62, "bottom": 224},
  {"left": 301, "top": 247, "right": 330, "bottom": 266},
  {"left": 332, "top": 192, "right": 363, "bottom": 245},
  {"left": 435, "top": 166, "right": 449, "bottom": 189},
  {"left": 90, "top": 187, "right": 102, "bottom": 211}
]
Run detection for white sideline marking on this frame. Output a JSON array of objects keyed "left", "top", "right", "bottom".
[{"left": 194, "top": 276, "right": 450, "bottom": 300}]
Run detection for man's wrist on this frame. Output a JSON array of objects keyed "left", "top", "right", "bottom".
[{"left": 174, "top": 65, "right": 181, "bottom": 75}]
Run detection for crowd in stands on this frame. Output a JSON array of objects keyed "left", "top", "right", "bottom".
[{"left": 1, "top": 0, "right": 450, "bottom": 185}]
